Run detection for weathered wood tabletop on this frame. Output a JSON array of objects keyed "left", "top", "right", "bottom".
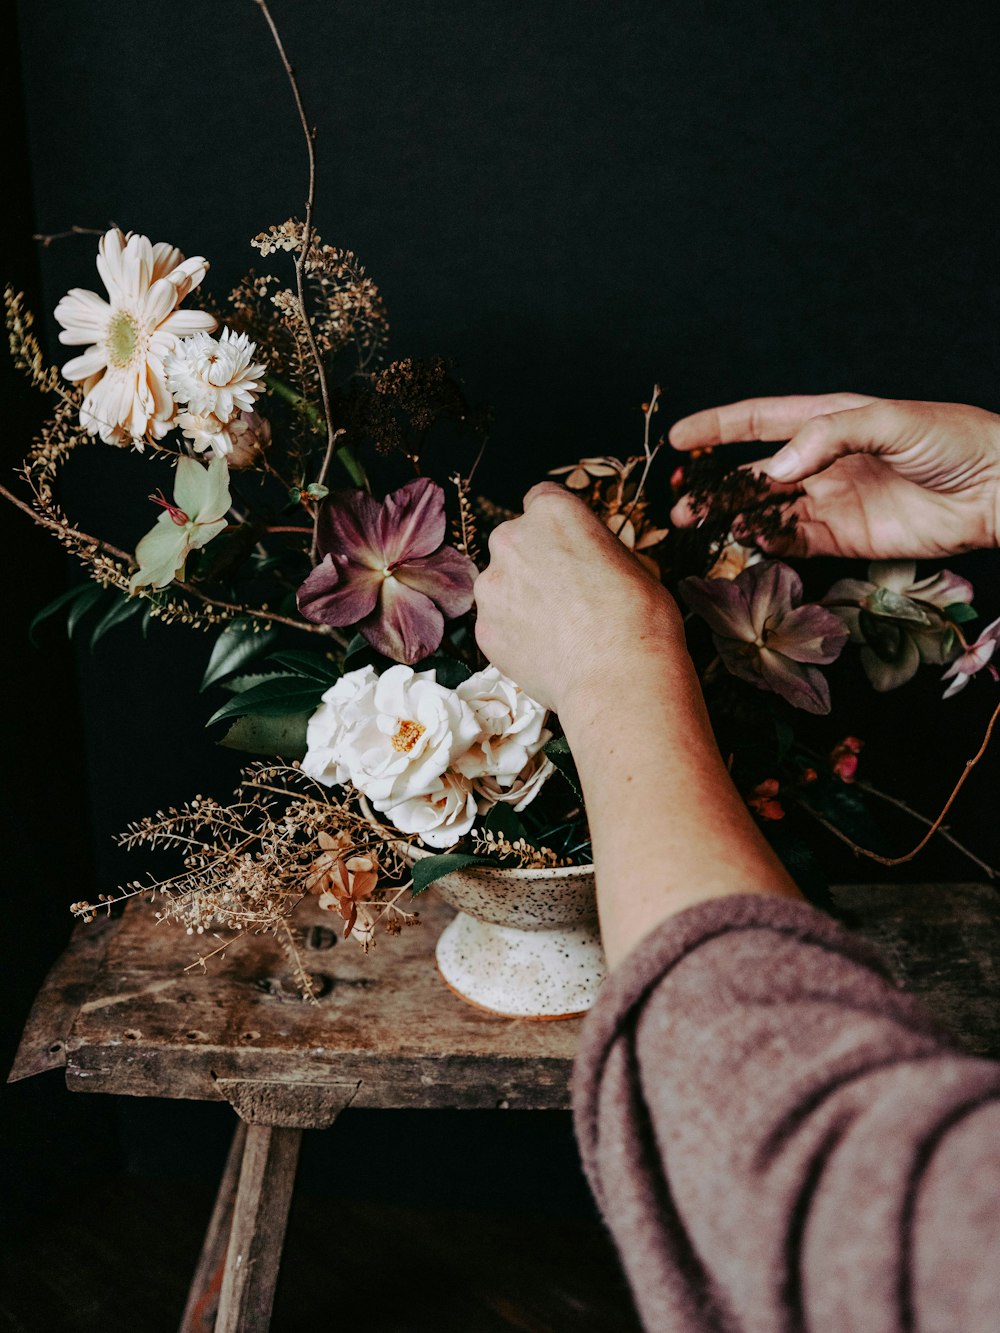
[{"left": 8, "top": 881, "right": 1000, "bottom": 1332}]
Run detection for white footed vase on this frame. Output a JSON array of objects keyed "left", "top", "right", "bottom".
[{"left": 415, "top": 853, "right": 607, "bottom": 1019}]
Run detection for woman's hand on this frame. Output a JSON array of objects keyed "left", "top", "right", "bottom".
[
  {"left": 669, "top": 394, "right": 1000, "bottom": 560},
  {"left": 473, "top": 482, "right": 682, "bottom": 714}
]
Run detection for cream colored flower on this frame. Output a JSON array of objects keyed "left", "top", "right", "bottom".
[
  {"left": 453, "top": 667, "right": 551, "bottom": 786},
  {"left": 473, "top": 751, "right": 555, "bottom": 814},
  {"left": 54, "top": 228, "right": 216, "bottom": 446},
  {"left": 176, "top": 410, "right": 233, "bottom": 458},
  {"left": 383, "top": 770, "right": 478, "bottom": 848},
  {"left": 165, "top": 328, "right": 265, "bottom": 424}
]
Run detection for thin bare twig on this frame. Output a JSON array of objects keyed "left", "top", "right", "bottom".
[
  {"left": 619, "top": 384, "right": 662, "bottom": 528},
  {"left": 856, "top": 779, "right": 996, "bottom": 879},
  {"left": 33, "top": 225, "right": 106, "bottom": 248},
  {"left": 799, "top": 696, "right": 1000, "bottom": 869},
  {"left": 253, "top": 0, "right": 344, "bottom": 562}
]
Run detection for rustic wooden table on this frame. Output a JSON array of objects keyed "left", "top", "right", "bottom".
[{"left": 9, "top": 882, "right": 1000, "bottom": 1332}]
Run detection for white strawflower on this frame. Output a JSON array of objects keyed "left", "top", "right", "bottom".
[
  {"left": 453, "top": 666, "right": 551, "bottom": 786},
  {"left": 303, "top": 665, "right": 480, "bottom": 808},
  {"left": 165, "top": 327, "right": 266, "bottom": 423},
  {"left": 54, "top": 227, "right": 216, "bottom": 446},
  {"left": 383, "top": 770, "right": 478, "bottom": 848},
  {"left": 303, "top": 667, "right": 381, "bottom": 788},
  {"left": 474, "top": 751, "right": 555, "bottom": 814},
  {"left": 176, "top": 410, "right": 234, "bottom": 458}
]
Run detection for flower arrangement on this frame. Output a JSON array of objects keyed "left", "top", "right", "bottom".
[{"left": 5, "top": 4, "right": 997, "bottom": 996}]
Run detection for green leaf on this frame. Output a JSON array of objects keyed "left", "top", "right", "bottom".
[
  {"left": 944, "top": 602, "right": 979, "bottom": 625},
  {"left": 543, "top": 736, "right": 582, "bottom": 798},
  {"left": 483, "top": 801, "right": 528, "bottom": 843},
  {"left": 218, "top": 710, "right": 310, "bottom": 758},
  {"left": 343, "top": 633, "right": 392, "bottom": 673},
  {"left": 28, "top": 583, "right": 99, "bottom": 644},
  {"left": 207, "top": 676, "right": 328, "bottom": 727},
  {"left": 411, "top": 853, "right": 497, "bottom": 897},
  {"left": 89, "top": 592, "right": 145, "bottom": 648},
  {"left": 222, "top": 671, "right": 300, "bottom": 694},
  {"left": 413, "top": 655, "right": 472, "bottom": 688},
  {"left": 265, "top": 649, "right": 341, "bottom": 683},
  {"left": 201, "top": 618, "right": 279, "bottom": 691},
  {"left": 67, "top": 584, "right": 109, "bottom": 638}
]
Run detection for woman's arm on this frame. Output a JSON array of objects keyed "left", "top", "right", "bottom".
[{"left": 474, "top": 482, "right": 799, "bottom": 968}]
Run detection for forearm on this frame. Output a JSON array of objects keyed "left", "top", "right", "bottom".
[{"left": 558, "top": 630, "right": 800, "bottom": 969}]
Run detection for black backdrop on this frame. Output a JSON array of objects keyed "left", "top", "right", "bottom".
[{"left": 5, "top": 0, "right": 1000, "bottom": 1250}]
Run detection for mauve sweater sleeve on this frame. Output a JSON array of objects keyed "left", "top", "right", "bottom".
[{"left": 572, "top": 894, "right": 1000, "bottom": 1333}]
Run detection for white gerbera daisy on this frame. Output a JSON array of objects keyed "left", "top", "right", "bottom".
[
  {"left": 54, "top": 228, "right": 216, "bottom": 447},
  {"left": 164, "top": 328, "right": 266, "bottom": 424}
]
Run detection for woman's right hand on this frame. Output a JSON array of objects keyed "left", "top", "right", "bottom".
[{"left": 669, "top": 394, "right": 1000, "bottom": 560}]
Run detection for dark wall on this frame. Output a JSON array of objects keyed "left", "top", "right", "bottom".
[{"left": 5, "top": 0, "right": 1000, "bottom": 1238}]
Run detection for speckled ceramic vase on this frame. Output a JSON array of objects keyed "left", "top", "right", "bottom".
[{"left": 417, "top": 854, "right": 607, "bottom": 1019}]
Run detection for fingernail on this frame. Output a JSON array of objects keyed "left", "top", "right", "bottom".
[{"left": 765, "top": 448, "right": 798, "bottom": 481}]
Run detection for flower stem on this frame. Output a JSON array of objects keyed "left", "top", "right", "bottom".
[{"left": 264, "top": 374, "right": 367, "bottom": 490}]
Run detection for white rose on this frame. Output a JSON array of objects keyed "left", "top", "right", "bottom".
[
  {"left": 453, "top": 667, "right": 551, "bottom": 786},
  {"left": 337, "top": 664, "right": 479, "bottom": 806},
  {"left": 474, "top": 751, "right": 555, "bottom": 814},
  {"left": 381, "top": 770, "right": 478, "bottom": 849},
  {"left": 303, "top": 666, "right": 380, "bottom": 787}
]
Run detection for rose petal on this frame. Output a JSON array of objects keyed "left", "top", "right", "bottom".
[
  {"left": 360, "top": 576, "right": 444, "bottom": 664},
  {"left": 394, "top": 546, "right": 477, "bottom": 618},
  {"left": 297, "top": 555, "right": 381, "bottom": 626},
  {"left": 377, "top": 477, "right": 447, "bottom": 562}
]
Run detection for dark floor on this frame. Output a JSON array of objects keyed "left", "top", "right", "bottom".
[{"left": 0, "top": 1171, "right": 640, "bottom": 1332}]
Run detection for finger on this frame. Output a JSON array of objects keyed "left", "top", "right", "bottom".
[
  {"left": 763, "top": 401, "right": 900, "bottom": 483},
  {"left": 669, "top": 393, "right": 877, "bottom": 451}
]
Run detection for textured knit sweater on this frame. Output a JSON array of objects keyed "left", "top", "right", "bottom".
[{"left": 572, "top": 894, "right": 1000, "bottom": 1332}]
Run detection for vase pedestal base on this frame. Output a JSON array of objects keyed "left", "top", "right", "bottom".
[{"left": 435, "top": 910, "right": 607, "bottom": 1020}]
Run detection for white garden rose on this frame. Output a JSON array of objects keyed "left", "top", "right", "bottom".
[
  {"left": 381, "top": 770, "right": 478, "bottom": 848},
  {"left": 454, "top": 666, "right": 551, "bottom": 786},
  {"left": 331, "top": 664, "right": 479, "bottom": 806},
  {"left": 473, "top": 751, "right": 556, "bottom": 814},
  {"left": 302, "top": 666, "right": 380, "bottom": 787}
]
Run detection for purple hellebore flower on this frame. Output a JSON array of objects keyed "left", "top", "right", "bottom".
[
  {"left": 297, "top": 477, "right": 477, "bottom": 664},
  {"left": 941, "top": 614, "right": 1000, "bottom": 698},
  {"left": 680, "top": 560, "right": 849, "bottom": 714}
]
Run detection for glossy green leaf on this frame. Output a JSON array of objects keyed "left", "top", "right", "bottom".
[
  {"left": 67, "top": 584, "right": 109, "bottom": 637},
  {"left": 218, "top": 710, "right": 310, "bottom": 758},
  {"left": 28, "top": 583, "right": 100, "bottom": 644},
  {"left": 411, "top": 853, "right": 497, "bottom": 897},
  {"left": 944, "top": 602, "right": 979, "bottom": 625},
  {"left": 265, "top": 649, "right": 341, "bottom": 683},
  {"left": 413, "top": 655, "right": 472, "bottom": 688},
  {"left": 89, "top": 592, "right": 145, "bottom": 648},
  {"left": 543, "top": 736, "right": 582, "bottom": 798},
  {"left": 207, "top": 677, "right": 327, "bottom": 726},
  {"left": 201, "top": 618, "right": 279, "bottom": 691}
]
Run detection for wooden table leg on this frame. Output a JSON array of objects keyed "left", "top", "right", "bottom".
[
  {"left": 179, "top": 1122, "right": 248, "bottom": 1333},
  {"left": 213, "top": 1123, "right": 303, "bottom": 1333}
]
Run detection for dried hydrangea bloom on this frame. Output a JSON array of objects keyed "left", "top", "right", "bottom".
[
  {"left": 681, "top": 560, "right": 848, "bottom": 714},
  {"left": 54, "top": 227, "right": 216, "bottom": 446}
]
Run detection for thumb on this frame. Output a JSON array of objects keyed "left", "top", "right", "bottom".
[{"left": 764, "top": 402, "right": 902, "bottom": 483}]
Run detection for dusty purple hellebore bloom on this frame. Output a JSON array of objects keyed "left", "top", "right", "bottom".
[
  {"left": 680, "top": 560, "right": 849, "bottom": 714},
  {"left": 297, "top": 477, "right": 477, "bottom": 664}
]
